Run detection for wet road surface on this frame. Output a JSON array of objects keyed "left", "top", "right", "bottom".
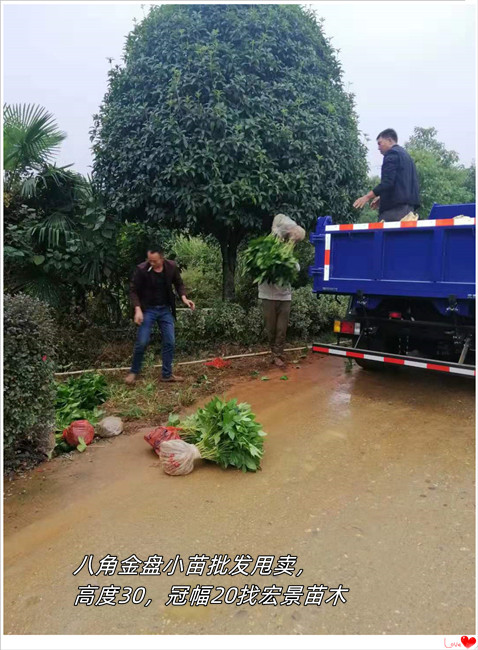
[{"left": 3, "top": 355, "right": 475, "bottom": 635}]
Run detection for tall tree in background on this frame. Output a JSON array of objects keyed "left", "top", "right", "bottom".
[
  {"left": 91, "top": 4, "right": 367, "bottom": 299},
  {"left": 405, "top": 127, "right": 475, "bottom": 218}
]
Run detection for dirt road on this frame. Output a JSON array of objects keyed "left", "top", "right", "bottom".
[{"left": 3, "top": 355, "right": 475, "bottom": 635}]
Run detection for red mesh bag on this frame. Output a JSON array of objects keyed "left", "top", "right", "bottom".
[
  {"left": 144, "top": 426, "right": 182, "bottom": 456},
  {"left": 62, "top": 420, "right": 95, "bottom": 447},
  {"left": 205, "top": 357, "right": 231, "bottom": 369}
]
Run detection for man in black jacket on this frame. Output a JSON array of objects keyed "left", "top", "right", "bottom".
[
  {"left": 125, "top": 245, "right": 195, "bottom": 384},
  {"left": 354, "top": 129, "right": 420, "bottom": 221}
]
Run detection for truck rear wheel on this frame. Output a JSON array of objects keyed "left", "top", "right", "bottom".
[{"left": 353, "top": 334, "right": 386, "bottom": 371}]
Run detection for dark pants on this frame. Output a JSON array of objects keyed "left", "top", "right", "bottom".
[
  {"left": 130, "top": 306, "right": 175, "bottom": 378},
  {"left": 379, "top": 204, "right": 415, "bottom": 222},
  {"left": 262, "top": 299, "right": 291, "bottom": 360}
]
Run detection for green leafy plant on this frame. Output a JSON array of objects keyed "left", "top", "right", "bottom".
[
  {"left": 54, "top": 372, "right": 108, "bottom": 433},
  {"left": 169, "top": 396, "right": 266, "bottom": 472},
  {"left": 243, "top": 235, "right": 298, "bottom": 287},
  {"left": 4, "top": 293, "right": 57, "bottom": 473}
]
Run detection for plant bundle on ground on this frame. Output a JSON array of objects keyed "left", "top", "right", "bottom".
[
  {"left": 54, "top": 373, "right": 108, "bottom": 452},
  {"left": 243, "top": 235, "right": 298, "bottom": 287},
  {"left": 169, "top": 396, "right": 266, "bottom": 472},
  {"left": 159, "top": 439, "right": 202, "bottom": 475}
]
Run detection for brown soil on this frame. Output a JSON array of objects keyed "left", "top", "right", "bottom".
[{"left": 3, "top": 353, "right": 475, "bottom": 635}]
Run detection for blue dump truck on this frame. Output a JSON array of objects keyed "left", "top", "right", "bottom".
[{"left": 309, "top": 203, "right": 476, "bottom": 377}]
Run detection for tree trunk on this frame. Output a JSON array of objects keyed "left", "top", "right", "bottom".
[{"left": 220, "top": 238, "right": 239, "bottom": 301}]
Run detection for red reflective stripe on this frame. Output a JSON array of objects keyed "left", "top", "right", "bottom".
[
  {"left": 313, "top": 346, "right": 329, "bottom": 353},
  {"left": 436, "top": 218, "right": 456, "bottom": 227},
  {"left": 400, "top": 221, "right": 417, "bottom": 228},
  {"left": 324, "top": 250, "right": 330, "bottom": 265},
  {"left": 339, "top": 224, "right": 354, "bottom": 231},
  {"left": 368, "top": 222, "right": 384, "bottom": 229},
  {"left": 426, "top": 363, "right": 450, "bottom": 372},
  {"left": 384, "top": 357, "right": 405, "bottom": 365},
  {"left": 346, "top": 351, "right": 364, "bottom": 359}
]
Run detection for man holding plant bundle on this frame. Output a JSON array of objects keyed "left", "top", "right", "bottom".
[
  {"left": 257, "top": 214, "right": 305, "bottom": 368},
  {"left": 125, "top": 245, "right": 195, "bottom": 385}
]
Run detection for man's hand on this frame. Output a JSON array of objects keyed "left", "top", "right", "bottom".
[
  {"left": 370, "top": 196, "right": 380, "bottom": 210},
  {"left": 353, "top": 191, "right": 376, "bottom": 210},
  {"left": 134, "top": 307, "right": 144, "bottom": 326},
  {"left": 182, "top": 296, "right": 195, "bottom": 310}
]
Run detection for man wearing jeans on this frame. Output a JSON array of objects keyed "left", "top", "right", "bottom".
[{"left": 125, "top": 245, "right": 195, "bottom": 384}]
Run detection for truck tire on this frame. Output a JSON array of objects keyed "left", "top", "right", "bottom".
[{"left": 353, "top": 334, "right": 386, "bottom": 371}]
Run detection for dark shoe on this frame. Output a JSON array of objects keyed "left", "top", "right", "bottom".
[{"left": 161, "top": 375, "right": 185, "bottom": 383}]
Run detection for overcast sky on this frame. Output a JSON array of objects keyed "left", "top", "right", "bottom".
[{"left": 3, "top": 1, "right": 476, "bottom": 177}]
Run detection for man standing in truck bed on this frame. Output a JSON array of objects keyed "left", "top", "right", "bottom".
[{"left": 353, "top": 128, "right": 420, "bottom": 221}]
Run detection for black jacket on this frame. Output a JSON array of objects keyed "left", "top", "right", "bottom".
[
  {"left": 373, "top": 145, "right": 420, "bottom": 214},
  {"left": 129, "top": 259, "right": 186, "bottom": 319}
]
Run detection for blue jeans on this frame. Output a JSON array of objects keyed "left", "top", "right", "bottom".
[{"left": 130, "top": 306, "right": 175, "bottom": 378}]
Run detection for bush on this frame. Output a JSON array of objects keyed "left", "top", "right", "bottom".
[
  {"left": 4, "top": 294, "right": 57, "bottom": 473},
  {"left": 176, "top": 301, "right": 266, "bottom": 348},
  {"left": 288, "top": 286, "right": 347, "bottom": 339},
  {"left": 170, "top": 234, "right": 222, "bottom": 306}
]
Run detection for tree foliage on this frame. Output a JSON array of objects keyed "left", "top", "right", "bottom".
[
  {"left": 3, "top": 104, "right": 120, "bottom": 312},
  {"left": 3, "top": 103, "right": 71, "bottom": 198},
  {"left": 405, "top": 127, "right": 475, "bottom": 218},
  {"left": 4, "top": 294, "right": 57, "bottom": 473},
  {"left": 91, "top": 4, "right": 367, "bottom": 298}
]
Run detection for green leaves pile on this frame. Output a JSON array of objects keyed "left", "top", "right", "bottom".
[
  {"left": 169, "top": 397, "right": 266, "bottom": 472},
  {"left": 243, "top": 235, "right": 298, "bottom": 287},
  {"left": 54, "top": 373, "right": 108, "bottom": 452}
]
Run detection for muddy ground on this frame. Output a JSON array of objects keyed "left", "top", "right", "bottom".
[{"left": 3, "top": 353, "right": 475, "bottom": 635}]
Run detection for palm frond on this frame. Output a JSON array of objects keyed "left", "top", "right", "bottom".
[
  {"left": 19, "top": 163, "right": 74, "bottom": 198},
  {"left": 3, "top": 103, "right": 66, "bottom": 173},
  {"left": 30, "top": 211, "right": 77, "bottom": 248},
  {"left": 6, "top": 271, "right": 64, "bottom": 308}
]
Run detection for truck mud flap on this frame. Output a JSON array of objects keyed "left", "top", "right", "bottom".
[{"left": 312, "top": 343, "right": 475, "bottom": 377}]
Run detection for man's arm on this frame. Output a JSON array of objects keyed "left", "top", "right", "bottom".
[
  {"left": 372, "top": 150, "right": 399, "bottom": 196},
  {"left": 353, "top": 150, "right": 399, "bottom": 209},
  {"left": 129, "top": 268, "right": 144, "bottom": 325}
]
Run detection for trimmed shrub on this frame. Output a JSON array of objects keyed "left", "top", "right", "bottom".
[
  {"left": 288, "top": 286, "right": 348, "bottom": 339},
  {"left": 4, "top": 294, "right": 57, "bottom": 473}
]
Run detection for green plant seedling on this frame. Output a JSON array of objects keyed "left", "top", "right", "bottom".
[
  {"left": 76, "top": 437, "right": 87, "bottom": 453},
  {"left": 280, "top": 375, "right": 289, "bottom": 380}
]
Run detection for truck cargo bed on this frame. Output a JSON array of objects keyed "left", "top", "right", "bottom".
[{"left": 310, "top": 203, "right": 475, "bottom": 300}]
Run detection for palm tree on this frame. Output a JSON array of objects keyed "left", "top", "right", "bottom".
[{"left": 3, "top": 103, "right": 70, "bottom": 197}]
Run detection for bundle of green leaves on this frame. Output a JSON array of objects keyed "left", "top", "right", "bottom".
[
  {"left": 54, "top": 373, "right": 108, "bottom": 451},
  {"left": 169, "top": 396, "right": 266, "bottom": 472},
  {"left": 243, "top": 235, "right": 298, "bottom": 287}
]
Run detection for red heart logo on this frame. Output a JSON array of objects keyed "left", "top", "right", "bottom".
[{"left": 461, "top": 637, "right": 476, "bottom": 649}]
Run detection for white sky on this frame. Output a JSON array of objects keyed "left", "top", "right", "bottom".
[{"left": 2, "top": 1, "right": 477, "bottom": 177}]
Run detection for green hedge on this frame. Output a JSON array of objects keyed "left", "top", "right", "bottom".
[
  {"left": 4, "top": 294, "right": 57, "bottom": 473},
  {"left": 54, "top": 288, "right": 347, "bottom": 370}
]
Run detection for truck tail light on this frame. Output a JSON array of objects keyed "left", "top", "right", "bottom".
[
  {"left": 334, "top": 320, "right": 361, "bottom": 335},
  {"left": 389, "top": 312, "right": 402, "bottom": 319}
]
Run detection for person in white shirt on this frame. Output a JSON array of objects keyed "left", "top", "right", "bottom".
[{"left": 258, "top": 214, "right": 305, "bottom": 368}]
